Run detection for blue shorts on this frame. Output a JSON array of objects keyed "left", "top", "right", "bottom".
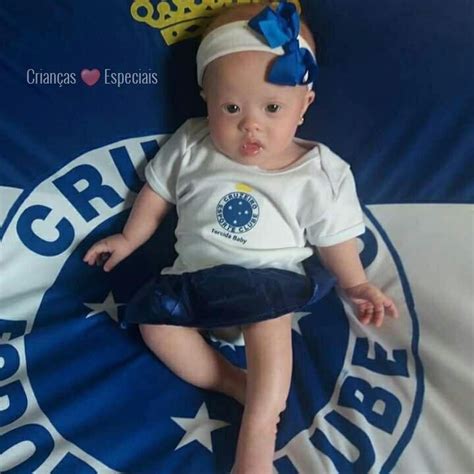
[{"left": 123, "top": 255, "right": 336, "bottom": 329}]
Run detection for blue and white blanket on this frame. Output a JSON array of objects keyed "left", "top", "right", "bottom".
[{"left": 1, "top": 1, "right": 472, "bottom": 472}]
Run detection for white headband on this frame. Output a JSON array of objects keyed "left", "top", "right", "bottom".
[{"left": 196, "top": 20, "right": 316, "bottom": 87}]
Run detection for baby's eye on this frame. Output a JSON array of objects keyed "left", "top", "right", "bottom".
[
  {"left": 224, "top": 104, "right": 240, "bottom": 114},
  {"left": 266, "top": 104, "right": 281, "bottom": 113}
]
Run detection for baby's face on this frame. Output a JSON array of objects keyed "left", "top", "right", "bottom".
[{"left": 202, "top": 51, "right": 315, "bottom": 169}]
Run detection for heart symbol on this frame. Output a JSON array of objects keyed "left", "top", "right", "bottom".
[{"left": 81, "top": 68, "right": 101, "bottom": 86}]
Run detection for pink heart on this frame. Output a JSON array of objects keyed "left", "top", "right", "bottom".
[{"left": 81, "top": 68, "right": 101, "bottom": 86}]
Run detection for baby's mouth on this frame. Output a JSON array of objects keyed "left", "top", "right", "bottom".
[{"left": 240, "top": 140, "right": 263, "bottom": 157}]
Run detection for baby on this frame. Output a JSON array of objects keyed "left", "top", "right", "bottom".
[{"left": 84, "top": 2, "right": 399, "bottom": 473}]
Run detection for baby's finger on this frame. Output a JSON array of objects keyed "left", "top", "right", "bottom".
[
  {"left": 358, "top": 305, "right": 373, "bottom": 325},
  {"left": 83, "top": 248, "right": 95, "bottom": 264},
  {"left": 373, "top": 303, "right": 385, "bottom": 327},
  {"left": 83, "top": 242, "right": 107, "bottom": 264},
  {"left": 384, "top": 299, "right": 399, "bottom": 319},
  {"left": 103, "top": 251, "right": 124, "bottom": 272},
  {"left": 83, "top": 249, "right": 100, "bottom": 266}
]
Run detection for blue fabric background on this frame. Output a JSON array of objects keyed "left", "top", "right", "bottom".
[
  {"left": 1, "top": 0, "right": 472, "bottom": 205},
  {"left": 0, "top": 1, "right": 472, "bottom": 472}
]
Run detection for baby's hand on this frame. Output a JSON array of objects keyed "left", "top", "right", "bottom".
[
  {"left": 83, "top": 234, "right": 134, "bottom": 272},
  {"left": 344, "top": 282, "right": 399, "bottom": 327}
]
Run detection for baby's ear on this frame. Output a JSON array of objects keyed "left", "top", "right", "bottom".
[
  {"left": 306, "top": 90, "right": 316, "bottom": 106},
  {"left": 301, "top": 90, "right": 316, "bottom": 116}
]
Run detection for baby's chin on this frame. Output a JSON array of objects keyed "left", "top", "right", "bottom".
[
  {"left": 215, "top": 144, "right": 265, "bottom": 167},
  {"left": 228, "top": 151, "right": 266, "bottom": 168}
]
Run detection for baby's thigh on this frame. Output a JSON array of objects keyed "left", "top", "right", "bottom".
[{"left": 139, "top": 323, "right": 201, "bottom": 345}]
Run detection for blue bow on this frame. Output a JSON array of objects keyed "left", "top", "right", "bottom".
[{"left": 248, "top": 2, "right": 318, "bottom": 86}]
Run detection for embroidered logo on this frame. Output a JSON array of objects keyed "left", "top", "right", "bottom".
[{"left": 216, "top": 184, "right": 259, "bottom": 234}]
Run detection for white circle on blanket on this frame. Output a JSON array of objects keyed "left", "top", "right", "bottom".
[{"left": 0, "top": 135, "right": 422, "bottom": 474}]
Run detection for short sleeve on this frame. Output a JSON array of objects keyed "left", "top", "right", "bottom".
[
  {"left": 144, "top": 120, "right": 192, "bottom": 204},
  {"left": 306, "top": 154, "right": 365, "bottom": 247}
]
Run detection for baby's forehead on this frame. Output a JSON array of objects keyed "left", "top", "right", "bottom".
[{"left": 208, "top": 72, "right": 306, "bottom": 103}]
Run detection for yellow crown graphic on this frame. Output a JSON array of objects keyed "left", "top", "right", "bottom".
[
  {"left": 130, "top": 0, "right": 301, "bottom": 45},
  {"left": 235, "top": 183, "right": 253, "bottom": 193}
]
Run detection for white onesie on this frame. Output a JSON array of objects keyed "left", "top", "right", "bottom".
[{"left": 145, "top": 118, "right": 365, "bottom": 276}]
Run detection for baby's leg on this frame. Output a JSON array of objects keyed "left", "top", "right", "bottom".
[
  {"left": 233, "top": 314, "right": 293, "bottom": 474},
  {"left": 139, "top": 324, "right": 246, "bottom": 404}
]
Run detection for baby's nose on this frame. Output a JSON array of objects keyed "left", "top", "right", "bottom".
[{"left": 239, "top": 115, "right": 261, "bottom": 133}]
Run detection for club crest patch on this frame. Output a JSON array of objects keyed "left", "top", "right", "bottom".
[{"left": 216, "top": 188, "right": 260, "bottom": 234}]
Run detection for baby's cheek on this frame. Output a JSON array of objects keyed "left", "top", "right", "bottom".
[
  {"left": 208, "top": 125, "right": 222, "bottom": 145},
  {"left": 210, "top": 130, "right": 233, "bottom": 156},
  {"left": 272, "top": 128, "right": 297, "bottom": 149}
]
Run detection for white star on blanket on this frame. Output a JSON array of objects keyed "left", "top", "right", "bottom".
[
  {"left": 292, "top": 311, "right": 312, "bottom": 335},
  {"left": 171, "top": 403, "right": 230, "bottom": 452},
  {"left": 84, "top": 291, "right": 124, "bottom": 322}
]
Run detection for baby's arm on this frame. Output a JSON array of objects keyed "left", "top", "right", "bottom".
[
  {"left": 83, "top": 184, "right": 172, "bottom": 272},
  {"left": 317, "top": 239, "right": 399, "bottom": 327}
]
